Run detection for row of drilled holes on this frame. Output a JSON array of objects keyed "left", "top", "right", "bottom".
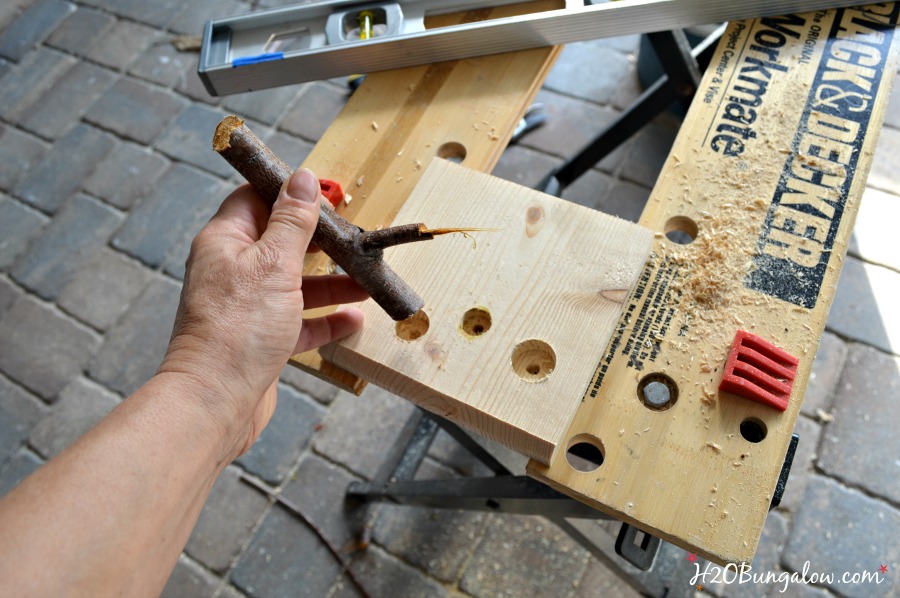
[
  {"left": 565, "top": 373, "right": 768, "bottom": 473},
  {"left": 395, "top": 308, "right": 557, "bottom": 382}
]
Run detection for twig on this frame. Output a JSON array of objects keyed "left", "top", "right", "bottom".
[{"left": 241, "top": 475, "right": 373, "bottom": 598}]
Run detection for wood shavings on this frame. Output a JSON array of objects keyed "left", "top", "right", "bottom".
[
  {"left": 816, "top": 409, "right": 834, "bottom": 423},
  {"left": 706, "top": 441, "right": 723, "bottom": 453},
  {"left": 170, "top": 34, "right": 202, "bottom": 52}
]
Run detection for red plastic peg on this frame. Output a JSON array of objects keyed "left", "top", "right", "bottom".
[
  {"left": 318, "top": 179, "right": 344, "bottom": 208},
  {"left": 719, "top": 330, "right": 799, "bottom": 412}
]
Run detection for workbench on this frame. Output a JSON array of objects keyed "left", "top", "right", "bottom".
[{"left": 288, "top": 0, "right": 899, "bottom": 578}]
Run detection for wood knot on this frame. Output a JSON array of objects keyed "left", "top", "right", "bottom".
[
  {"left": 425, "top": 341, "right": 447, "bottom": 364},
  {"left": 525, "top": 204, "right": 544, "bottom": 238}
]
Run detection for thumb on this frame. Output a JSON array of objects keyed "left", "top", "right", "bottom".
[{"left": 261, "top": 168, "right": 321, "bottom": 254}]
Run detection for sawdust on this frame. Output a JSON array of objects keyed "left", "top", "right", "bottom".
[{"left": 661, "top": 76, "right": 814, "bottom": 384}]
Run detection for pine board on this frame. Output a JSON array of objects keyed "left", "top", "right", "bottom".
[
  {"left": 290, "top": 0, "right": 565, "bottom": 393},
  {"left": 320, "top": 160, "right": 655, "bottom": 463},
  {"left": 528, "top": 5, "right": 900, "bottom": 564}
]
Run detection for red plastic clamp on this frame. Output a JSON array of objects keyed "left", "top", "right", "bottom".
[
  {"left": 719, "top": 330, "right": 799, "bottom": 412},
  {"left": 318, "top": 179, "right": 344, "bottom": 208}
]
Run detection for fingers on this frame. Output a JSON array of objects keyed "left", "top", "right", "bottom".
[
  {"left": 259, "top": 168, "right": 321, "bottom": 255},
  {"left": 301, "top": 275, "right": 369, "bottom": 310},
  {"left": 294, "top": 309, "right": 366, "bottom": 354}
]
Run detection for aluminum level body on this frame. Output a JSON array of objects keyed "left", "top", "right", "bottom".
[{"left": 199, "top": 0, "right": 863, "bottom": 95}]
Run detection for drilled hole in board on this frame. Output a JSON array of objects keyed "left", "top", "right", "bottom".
[
  {"left": 511, "top": 339, "right": 556, "bottom": 382},
  {"left": 740, "top": 417, "right": 767, "bottom": 443},
  {"left": 664, "top": 215, "right": 698, "bottom": 245},
  {"left": 461, "top": 308, "right": 492, "bottom": 337},
  {"left": 437, "top": 141, "right": 467, "bottom": 163},
  {"left": 395, "top": 309, "right": 429, "bottom": 341},
  {"left": 636, "top": 373, "right": 678, "bottom": 411},
  {"left": 566, "top": 434, "right": 605, "bottom": 473}
]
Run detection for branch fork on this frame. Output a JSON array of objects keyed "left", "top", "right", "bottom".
[{"left": 213, "top": 115, "right": 434, "bottom": 321}]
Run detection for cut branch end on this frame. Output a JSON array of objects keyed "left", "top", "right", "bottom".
[{"left": 212, "top": 115, "right": 244, "bottom": 152}]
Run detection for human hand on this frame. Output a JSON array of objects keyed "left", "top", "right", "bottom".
[{"left": 159, "top": 168, "right": 367, "bottom": 459}]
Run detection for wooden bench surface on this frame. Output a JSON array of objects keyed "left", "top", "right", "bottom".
[{"left": 292, "top": 2, "right": 900, "bottom": 565}]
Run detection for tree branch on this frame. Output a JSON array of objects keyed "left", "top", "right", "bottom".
[{"left": 213, "top": 115, "right": 424, "bottom": 321}]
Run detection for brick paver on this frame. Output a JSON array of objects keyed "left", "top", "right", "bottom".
[
  {"left": 851, "top": 186, "right": 900, "bottom": 272},
  {"left": 334, "top": 547, "right": 449, "bottom": 598},
  {"left": 13, "top": 124, "right": 116, "bottom": 214},
  {"left": 0, "top": 295, "right": 100, "bottom": 402},
  {"left": 801, "top": 331, "right": 847, "bottom": 419},
  {"left": 44, "top": 7, "right": 115, "bottom": 56},
  {"left": 82, "top": 19, "right": 158, "bottom": 70},
  {"left": 18, "top": 61, "right": 117, "bottom": 141},
  {"left": 85, "top": 78, "right": 187, "bottom": 145},
  {"left": 0, "top": 0, "right": 74, "bottom": 62},
  {"left": 827, "top": 258, "right": 899, "bottom": 354},
  {"left": 185, "top": 466, "right": 270, "bottom": 574},
  {"left": 0, "top": 3, "right": 897, "bottom": 597},
  {"left": 0, "top": 125, "right": 47, "bottom": 193},
  {"left": 544, "top": 40, "right": 633, "bottom": 106},
  {"left": 0, "top": 276, "right": 21, "bottom": 319},
  {"left": 279, "top": 363, "right": 340, "bottom": 405},
  {"left": 57, "top": 247, "right": 152, "bottom": 331},
  {"left": 230, "top": 504, "right": 343, "bottom": 598},
  {"left": 224, "top": 85, "right": 304, "bottom": 127},
  {"left": 28, "top": 376, "right": 119, "bottom": 459},
  {"left": 128, "top": 44, "right": 192, "bottom": 89},
  {"left": 460, "top": 515, "right": 590, "bottom": 598},
  {"left": 111, "top": 163, "right": 221, "bottom": 267},
  {"left": 11, "top": 193, "right": 122, "bottom": 299},
  {"left": 372, "top": 460, "right": 488, "bottom": 582},
  {"left": 169, "top": 0, "right": 250, "bottom": 37},
  {"left": 161, "top": 555, "right": 222, "bottom": 598},
  {"left": 235, "top": 384, "right": 324, "bottom": 485},
  {"left": 817, "top": 344, "right": 900, "bottom": 503},
  {"left": 0, "top": 196, "right": 49, "bottom": 270},
  {"left": 783, "top": 476, "right": 899, "bottom": 598},
  {"left": 88, "top": 276, "right": 182, "bottom": 395},
  {"left": 81, "top": 140, "right": 170, "bottom": 210},
  {"left": 279, "top": 82, "right": 348, "bottom": 142},
  {"left": 0, "top": 47, "right": 77, "bottom": 127},
  {"left": 278, "top": 453, "right": 367, "bottom": 548},
  {"left": 312, "top": 386, "right": 415, "bottom": 479},
  {"left": 0, "top": 374, "right": 47, "bottom": 466},
  {"left": 78, "top": 0, "right": 182, "bottom": 28}
]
